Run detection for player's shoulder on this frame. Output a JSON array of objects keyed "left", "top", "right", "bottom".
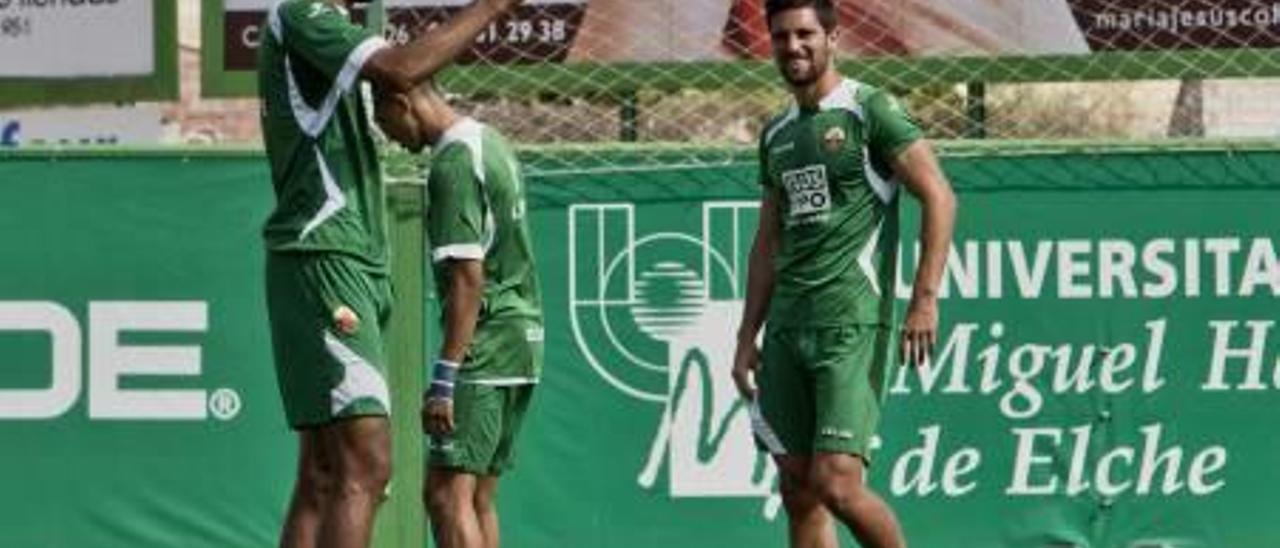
[
  {"left": 430, "top": 140, "right": 476, "bottom": 173},
  {"left": 425, "top": 145, "right": 479, "bottom": 196},
  {"left": 479, "top": 125, "right": 520, "bottom": 164},
  {"left": 433, "top": 118, "right": 482, "bottom": 157},
  {"left": 850, "top": 80, "right": 886, "bottom": 100},
  {"left": 808, "top": 78, "right": 892, "bottom": 122},
  {"left": 431, "top": 136, "right": 486, "bottom": 185},
  {"left": 854, "top": 83, "right": 907, "bottom": 117}
]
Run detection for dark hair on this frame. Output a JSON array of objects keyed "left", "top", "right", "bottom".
[{"left": 764, "top": 0, "right": 838, "bottom": 32}]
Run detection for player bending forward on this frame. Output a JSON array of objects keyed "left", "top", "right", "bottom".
[{"left": 375, "top": 83, "right": 543, "bottom": 548}]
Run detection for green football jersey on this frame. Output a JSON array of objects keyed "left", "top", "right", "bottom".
[
  {"left": 759, "top": 78, "right": 922, "bottom": 327},
  {"left": 258, "top": 0, "right": 390, "bottom": 270},
  {"left": 427, "top": 118, "right": 543, "bottom": 381}
]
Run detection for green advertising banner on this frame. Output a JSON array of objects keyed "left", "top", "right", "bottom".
[
  {"left": 0, "top": 153, "right": 425, "bottom": 546},
  {"left": 0, "top": 154, "right": 286, "bottom": 545},
  {"left": 1, "top": 144, "right": 1278, "bottom": 547},
  {"left": 513, "top": 144, "right": 1280, "bottom": 548}
]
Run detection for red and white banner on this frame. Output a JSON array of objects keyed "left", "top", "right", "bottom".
[{"left": 217, "top": 0, "right": 1280, "bottom": 72}]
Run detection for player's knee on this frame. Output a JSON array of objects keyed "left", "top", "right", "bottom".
[
  {"left": 335, "top": 450, "right": 392, "bottom": 499},
  {"left": 365, "top": 448, "right": 394, "bottom": 488},
  {"left": 424, "top": 486, "right": 448, "bottom": 519},
  {"left": 333, "top": 472, "right": 390, "bottom": 502},
  {"left": 293, "top": 443, "right": 337, "bottom": 505},
  {"left": 297, "top": 460, "right": 336, "bottom": 501},
  {"left": 810, "top": 457, "right": 866, "bottom": 510},
  {"left": 473, "top": 482, "right": 498, "bottom": 514},
  {"left": 813, "top": 479, "right": 861, "bottom": 511},
  {"left": 779, "top": 471, "right": 821, "bottom": 515},
  {"left": 425, "top": 480, "right": 463, "bottom": 520},
  {"left": 781, "top": 489, "right": 825, "bottom": 520}
]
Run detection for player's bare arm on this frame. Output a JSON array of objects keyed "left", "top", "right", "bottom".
[
  {"left": 363, "top": 0, "right": 525, "bottom": 92},
  {"left": 424, "top": 258, "right": 485, "bottom": 436},
  {"left": 892, "top": 140, "right": 957, "bottom": 368},
  {"left": 732, "top": 188, "right": 782, "bottom": 400}
]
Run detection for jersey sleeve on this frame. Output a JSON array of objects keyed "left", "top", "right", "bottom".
[
  {"left": 863, "top": 88, "right": 923, "bottom": 165},
  {"left": 276, "top": 0, "right": 387, "bottom": 94},
  {"left": 427, "top": 148, "right": 487, "bottom": 263}
]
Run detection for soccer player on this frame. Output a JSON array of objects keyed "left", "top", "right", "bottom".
[
  {"left": 730, "top": 1, "right": 957, "bottom": 548},
  {"left": 373, "top": 84, "right": 542, "bottom": 548},
  {"left": 257, "top": 1, "right": 523, "bottom": 547}
]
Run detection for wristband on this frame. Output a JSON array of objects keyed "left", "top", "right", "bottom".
[{"left": 427, "top": 359, "right": 460, "bottom": 401}]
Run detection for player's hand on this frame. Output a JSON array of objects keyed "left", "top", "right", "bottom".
[
  {"left": 900, "top": 296, "right": 939, "bottom": 367},
  {"left": 731, "top": 337, "right": 760, "bottom": 400},
  {"left": 423, "top": 396, "right": 455, "bottom": 436}
]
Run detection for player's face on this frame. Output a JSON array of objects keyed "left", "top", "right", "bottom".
[
  {"left": 374, "top": 93, "right": 426, "bottom": 153},
  {"left": 768, "top": 8, "right": 837, "bottom": 88}
]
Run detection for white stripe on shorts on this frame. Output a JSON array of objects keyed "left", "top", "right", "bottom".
[{"left": 324, "top": 331, "right": 391, "bottom": 417}]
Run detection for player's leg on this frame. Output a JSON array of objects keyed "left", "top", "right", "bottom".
[
  {"left": 426, "top": 380, "right": 505, "bottom": 548},
  {"left": 473, "top": 379, "right": 536, "bottom": 548},
  {"left": 318, "top": 416, "right": 393, "bottom": 548},
  {"left": 267, "top": 253, "right": 395, "bottom": 548},
  {"left": 774, "top": 455, "right": 837, "bottom": 548},
  {"left": 426, "top": 468, "right": 483, "bottom": 548},
  {"left": 280, "top": 429, "right": 334, "bottom": 548},
  {"left": 808, "top": 325, "right": 903, "bottom": 548},
  {"left": 755, "top": 328, "right": 836, "bottom": 548},
  {"left": 267, "top": 253, "right": 343, "bottom": 548},
  {"left": 472, "top": 475, "right": 500, "bottom": 548},
  {"left": 810, "top": 452, "right": 903, "bottom": 548}
]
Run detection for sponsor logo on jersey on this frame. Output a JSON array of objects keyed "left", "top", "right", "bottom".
[
  {"left": 823, "top": 125, "right": 846, "bottom": 153},
  {"left": 781, "top": 164, "right": 831, "bottom": 222}
]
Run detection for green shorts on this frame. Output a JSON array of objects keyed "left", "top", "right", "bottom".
[
  {"left": 265, "top": 252, "right": 393, "bottom": 429},
  {"left": 753, "top": 324, "right": 891, "bottom": 459},
  {"left": 430, "top": 320, "right": 542, "bottom": 475},
  {"left": 428, "top": 382, "right": 535, "bottom": 476}
]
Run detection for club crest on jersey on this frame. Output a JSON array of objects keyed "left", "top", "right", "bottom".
[
  {"left": 333, "top": 305, "right": 360, "bottom": 335},
  {"left": 823, "top": 126, "right": 846, "bottom": 153}
]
